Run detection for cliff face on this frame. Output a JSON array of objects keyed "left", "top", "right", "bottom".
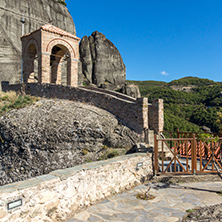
[
  {"left": 79, "top": 31, "right": 126, "bottom": 90},
  {"left": 0, "top": 0, "right": 76, "bottom": 87}
]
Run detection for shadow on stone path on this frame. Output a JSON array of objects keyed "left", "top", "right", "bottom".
[{"left": 66, "top": 181, "right": 222, "bottom": 222}]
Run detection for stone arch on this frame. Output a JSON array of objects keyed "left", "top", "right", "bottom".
[
  {"left": 23, "top": 39, "right": 40, "bottom": 83},
  {"left": 50, "top": 44, "right": 71, "bottom": 85},
  {"left": 46, "top": 38, "right": 76, "bottom": 59},
  {"left": 23, "top": 38, "right": 40, "bottom": 56}
]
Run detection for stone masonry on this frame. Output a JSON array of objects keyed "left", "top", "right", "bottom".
[
  {"left": 21, "top": 24, "right": 80, "bottom": 87},
  {"left": 2, "top": 83, "right": 165, "bottom": 135},
  {"left": 148, "top": 99, "right": 164, "bottom": 133},
  {"left": 0, "top": 153, "right": 152, "bottom": 222}
]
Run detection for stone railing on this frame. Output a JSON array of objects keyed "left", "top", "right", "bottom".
[{"left": 0, "top": 153, "right": 152, "bottom": 222}]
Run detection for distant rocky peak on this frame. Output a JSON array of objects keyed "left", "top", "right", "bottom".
[{"left": 79, "top": 31, "right": 126, "bottom": 90}]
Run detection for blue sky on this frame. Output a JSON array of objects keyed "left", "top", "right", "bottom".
[{"left": 66, "top": 0, "right": 222, "bottom": 82}]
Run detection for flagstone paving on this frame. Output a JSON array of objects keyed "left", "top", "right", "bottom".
[{"left": 66, "top": 181, "right": 222, "bottom": 222}]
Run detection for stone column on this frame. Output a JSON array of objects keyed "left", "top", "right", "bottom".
[
  {"left": 136, "top": 97, "right": 149, "bottom": 136},
  {"left": 23, "top": 58, "right": 34, "bottom": 83},
  {"left": 40, "top": 53, "right": 51, "bottom": 83},
  {"left": 56, "top": 63, "right": 62, "bottom": 84},
  {"left": 150, "top": 99, "right": 164, "bottom": 133},
  {"left": 70, "top": 59, "right": 78, "bottom": 87}
]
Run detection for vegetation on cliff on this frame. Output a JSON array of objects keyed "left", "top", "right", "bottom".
[
  {"left": 57, "top": 0, "right": 67, "bottom": 6},
  {"left": 128, "top": 77, "right": 222, "bottom": 133}
]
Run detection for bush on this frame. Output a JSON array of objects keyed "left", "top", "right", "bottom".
[{"left": 57, "top": 0, "right": 67, "bottom": 6}]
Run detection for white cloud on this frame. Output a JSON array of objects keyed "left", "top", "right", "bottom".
[{"left": 161, "top": 71, "right": 169, "bottom": 76}]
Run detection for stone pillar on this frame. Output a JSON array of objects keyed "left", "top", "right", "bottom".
[
  {"left": 23, "top": 58, "right": 34, "bottom": 83},
  {"left": 135, "top": 97, "right": 148, "bottom": 135},
  {"left": 38, "top": 54, "right": 42, "bottom": 83},
  {"left": 56, "top": 63, "right": 62, "bottom": 84},
  {"left": 40, "top": 53, "right": 51, "bottom": 83},
  {"left": 149, "top": 99, "right": 164, "bottom": 133},
  {"left": 70, "top": 59, "right": 78, "bottom": 87},
  {"left": 141, "top": 97, "right": 148, "bottom": 129}
]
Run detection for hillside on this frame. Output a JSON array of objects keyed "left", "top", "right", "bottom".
[{"left": 128, "top": 77, "right": 222, "bottom": 133}]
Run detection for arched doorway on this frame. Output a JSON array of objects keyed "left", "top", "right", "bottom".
[
  {"left": 21, "top": 24, "right": 80, "bottom": 87},
  {"left": 50, "top": 45, "right": 71, "bottom": 86},
  {"left": 24, "top": 43, "right": 39, "bottom": 83}
]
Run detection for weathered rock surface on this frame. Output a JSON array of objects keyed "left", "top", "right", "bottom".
[
  {"left": 0, "top": 0, "right": 76, "bottom": 88},
  {"left": 79, "top": 31, "right": 126, "bottom": 90},
  {"left": 121, "top": 84, "right": 141, "bottom": 98},
  {"left": 182, "top": 203, "right": 222, "bottom": 221},
  {"left": 0, "top": 99, "right": 142, "bottom": 186}
]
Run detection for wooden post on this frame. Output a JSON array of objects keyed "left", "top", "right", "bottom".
[
  {"left": 154, "top": 134, "right": 158, "bottom": 176},
  {"left": 212, "top": 141, "right": 214, "bottom": 172},
  {"left": 192, "top": 134, "right": 197, "bottom": 174},
  {"left": 177, "top": 128, "right": 180, "bottom": 138}
]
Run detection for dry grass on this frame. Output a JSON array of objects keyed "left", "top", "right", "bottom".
[
  {"left": 136, "top": 186, "right": 156, "bottom": 200},
  {"left": 0, "top": 91, "right": 39, "bottom": 116}
]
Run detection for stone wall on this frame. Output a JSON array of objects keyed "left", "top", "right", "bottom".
[
  {"left": 2, "top": 83, "right": 165, "bottom": 134},
  {"left": 148, "top": 99, "right": 164, "bottom": 133},
  {"left": 0, "top": 153, "right": 152, "bottom": 222},
  {"left": 2, "top": 83, "right": 150, "bottom": 135}
]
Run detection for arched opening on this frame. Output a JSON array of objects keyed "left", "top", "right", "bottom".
[
  {"left": 24, "top": 44, "right": 39, "bottom": 83},
  {"left": 50, "top": 45, "right": 71, "bottom": 86}
]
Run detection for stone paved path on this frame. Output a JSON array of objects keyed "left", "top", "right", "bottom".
[{"left": 66, "top": 181, "right": 222, "bottom": 222}]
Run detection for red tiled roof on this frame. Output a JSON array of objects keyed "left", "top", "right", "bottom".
[{"left": 21, "top": 24, "right": 80, "bottom": 41}]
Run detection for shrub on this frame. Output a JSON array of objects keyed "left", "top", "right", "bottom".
[{"left": 57, "top": 0, "right": 67, "bottom": 6}]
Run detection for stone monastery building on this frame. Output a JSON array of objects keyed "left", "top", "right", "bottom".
[{"left": 21, "top": 24, "right": 80, "bottom": 87}]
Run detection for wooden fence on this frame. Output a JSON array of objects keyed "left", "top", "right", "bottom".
[{"left": 154, "top": 132, "right": 222, "bottom": 175}]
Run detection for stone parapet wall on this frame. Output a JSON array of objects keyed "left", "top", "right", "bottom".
[
  {"left": 0, "top": 153, "right": 152, "bottom": 222},
  {"left": 2, "top": 83, "right": 149, "bottom": 135},
  {"left": 81, "top": 86, "right": 137, "bottom": 102},
  {"left": 2, "top": 83, "right": 164, "bottom": 134}
]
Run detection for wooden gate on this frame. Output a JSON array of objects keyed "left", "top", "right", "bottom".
[{"left": 154, "top": 134, "right": 222, "bottom": 175}]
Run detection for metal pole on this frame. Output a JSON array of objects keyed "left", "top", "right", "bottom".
[{"left": 20, "top": 14, "right": 25, "bottom": 83}]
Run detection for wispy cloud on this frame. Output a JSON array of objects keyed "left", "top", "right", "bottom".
[{"left": 161, "top": 71, "right": 169, "bottom": 76}]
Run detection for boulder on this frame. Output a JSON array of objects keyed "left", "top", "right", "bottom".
[
  {"left": 121, "top": 84, "right": 141, "bottom": 98},
  {"left": 0, "top": 99, "right": 142, "bottom": 186},
  {"left": 79, "top": 31, "right": 126, "bottom": 89}
]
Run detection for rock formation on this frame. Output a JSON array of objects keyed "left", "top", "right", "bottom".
[
  {"left": 121, "top": 84, "right": 141, "bottom": 98},
  {"left": 0, "top": 99, "right": 142, "bottom": 185},
  {"left": 0, "top": 0, "right": 75, "bottom": 88},
  {"left": 0, "top": 1, "right": 141, "bottom": 98},
  {"left": 79, "top": 31, "right": 126, "bottom": 90}
]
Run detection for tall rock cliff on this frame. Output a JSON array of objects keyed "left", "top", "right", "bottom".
[
  {"left": 0, "top": 0, "right": 76, "bottom": 88},
  {"left": 79, "top": 31, "right": 126, "bottom": 90}
]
